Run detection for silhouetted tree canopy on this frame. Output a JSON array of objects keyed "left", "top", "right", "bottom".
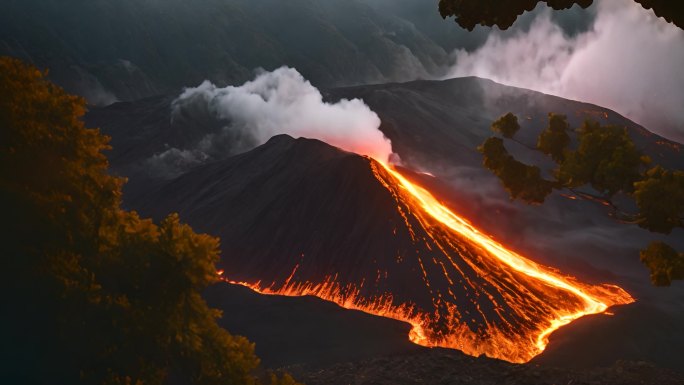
[
  {"left": 491, "top": 112, "right": 521, "bottom": 139},
  {"left": 640, "top": 241, "right": 684, "bottom": 286},
  {"left": 557, "top": 120, "right": 646, "bottom": 196},
  {"left": 0, "top": 57, "right": 300, "bottom": 385},
  {"left": 480, "top": 112, "right": 684, "bottom": 286},
  {"left": 536, "top": 113, "right": 571, "bottom": 163},
  {"left": 634, "top": 166, "right": 684, "bottom": 234},
  {"left": 479, "top": 137, "right": 554, "bottom": 203},
  {"left": 438, "top": 0, "right": 684, "bottom": 30}
]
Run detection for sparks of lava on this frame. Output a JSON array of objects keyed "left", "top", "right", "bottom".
[{"left": 219, "top": 158, "right": 634, "bottom": 363}]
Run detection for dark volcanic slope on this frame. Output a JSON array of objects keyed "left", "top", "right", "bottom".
[
  {"left": 131, "top": 135, "right": 407, "bottom": 285},
  {"left": 131, "top": 133, "right": 632, "bottom": 362},
  {"left": 131, "top": 134, "right": 451, "bottom": 303},
  {"left": 204, "top": 282, "right": 421, "bottom": 368}
]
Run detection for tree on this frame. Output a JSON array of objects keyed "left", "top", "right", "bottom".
[
  {"left": 640, "top": 242, "right": 684, "bottom": 286},
  {"left": 479, "top": 112, "right": 684, "bottom": 286},
  {"left": 479, "top": 137, "right": 554, "bottom": 204},
  {"left": 634, "top": 166, "right": 684, "bottom": 233},
  {"left": 537, "top": 113, "right": 570, "bottom": 163},
  {"left": 491, "top": 112, "right": 521, "bottom": 138},
  {"left": 0, "top": 57, "right": 300, "bottom": 384},
  {"left": 556, "top": 120, "right": 645, "bottom": 196},
  {"left": 438, "top": 0, "right": 684, "bottom": 30}
]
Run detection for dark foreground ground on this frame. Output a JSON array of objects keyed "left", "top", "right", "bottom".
[{"left": 286, "top": 349, "right": 684, "bottom": 385}]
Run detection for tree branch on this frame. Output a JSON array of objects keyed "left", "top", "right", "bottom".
[{"left": 565, "top": 188, "right": 640, "bottom": 224}]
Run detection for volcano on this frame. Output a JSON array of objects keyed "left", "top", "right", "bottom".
[
  {"left": 127, "top": 134, "right": 630, "bottom": 362},
  {"left": 88, "top": 77, "right": 683, "bottom": 366}
]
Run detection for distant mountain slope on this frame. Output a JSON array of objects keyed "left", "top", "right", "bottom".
[
  {"left": 1, "top": 0, "right": 466, "bottom": 104},
  {"left": 88, "top": 77, "right": 683, "bottom": 173},
  {"left": 325, "top": 77, "right": 684, "bottom": 169}
]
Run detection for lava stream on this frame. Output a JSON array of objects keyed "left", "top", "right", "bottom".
[
  {"left": 377, "top": 161, "right": 633, "bottom": 352},
  {"left": 220, "top": 158, "right": 634, "bottom": 363}
]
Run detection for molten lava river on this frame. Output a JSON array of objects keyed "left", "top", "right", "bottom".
[{"left": 221, "top": 158, "right": 634, "bottom": 363}]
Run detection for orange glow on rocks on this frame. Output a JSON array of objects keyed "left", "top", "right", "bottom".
[{"left": 220, "top": 158, "right": 634, "bottom": 363}]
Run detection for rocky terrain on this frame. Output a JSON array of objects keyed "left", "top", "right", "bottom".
[{"left": 287, "top": 350, "right": 684, "bottom": 385}]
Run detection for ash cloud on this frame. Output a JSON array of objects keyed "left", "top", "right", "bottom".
[
  {"left": 447, "top": 0, "right": 684, "bottom": 144},
  {"left": 149, "top": 67, "right": 393, "bottom": 177}
]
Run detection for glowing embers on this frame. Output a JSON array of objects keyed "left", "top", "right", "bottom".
[{"left": 220, "top": 158, "right": 633, "bottom": 363}]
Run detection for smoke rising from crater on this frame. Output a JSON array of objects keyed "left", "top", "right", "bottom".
[
  {"left": 178, "top": 67, "right": 391, "bottom": 160},
  {"left": 148, "top": 67, "right": 394, "bottom": 177},
  {"left": 447, "top": 0, "right": 684, "bottom": 143}
]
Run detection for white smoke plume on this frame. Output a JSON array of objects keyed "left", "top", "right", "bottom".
[
  {"left": 447, "top": 0, "right": 684, "bottom": 143},
  {"left": 175, "top": 67, "right": 392, "bottom": 162}
]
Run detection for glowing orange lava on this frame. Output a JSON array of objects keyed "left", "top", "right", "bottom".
[
  {"left": 378, "top": 162, "right": 634, "bottom": 352},
  {"left": 219, "top": 158, "right": 634, "bottom": 363}
]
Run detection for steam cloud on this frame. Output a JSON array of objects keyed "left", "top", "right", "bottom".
[
  {"left": 148, "top": 67, "right": 394, "bottom": 177},
  {"left": 178, "top": 67, "right": 391, "bottom": 160},
  {"left": 447, "top": 0, "right": 684, "bottom": 143}
]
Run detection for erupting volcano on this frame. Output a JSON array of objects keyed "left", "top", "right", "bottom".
[
  {"left": 206, "top": 138, "right": 633, "bottom": 363},
  {"left": 90, "top": 74, "right": 684, "bottom": 372}
]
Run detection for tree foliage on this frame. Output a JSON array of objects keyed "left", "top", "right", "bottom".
[
  {"left": 480, "top": 112, "right": 684, "bottom": 286},
  {"left": 640, "top": 241, "right": 684, "bottom": 286},
  {"left": 479, "top": 137, "right": 553, "bottom": 204},
  {"left": 0, "top": 57, "right": 300, "bottom": 385},
  {"left": 634, "top": 166, "right": 684, "bottom": 233},
  {"left": 438, "top": 0, "right": 684, "bottom": 31},
  {"left": 537, "top": 113, "right": 570, "bottom": 163},
  {"left": 557, "top": 120, "right": 646, "bottom": 196},
  {"left": 490, "top": 112, "right": 521, "bottom": 138}
]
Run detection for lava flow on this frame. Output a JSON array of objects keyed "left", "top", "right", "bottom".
[{"left": 220, "top": 157, "right": 634, "bottom": 363}]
